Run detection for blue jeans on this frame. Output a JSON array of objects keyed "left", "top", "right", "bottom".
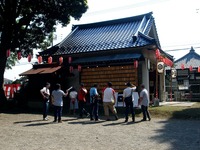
[
  {"left": 43, "top": 101, "right": 49, "bottom": 119},
  {"left": 90, "top": 101, "right": 99, "bottom": 120},
  {"left": 141, "top": 105, "right": 151, "bottom": 120},
  {"left": 54, "top": 106, "right": 63, "bottom": 121}
]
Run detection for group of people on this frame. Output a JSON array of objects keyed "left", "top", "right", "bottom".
[{"left": 40, "top": 81, "right": 151, "bottom": 123}]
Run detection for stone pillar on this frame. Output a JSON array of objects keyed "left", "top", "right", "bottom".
[
  {"left": 159, "top": 70, "right": 166, "bottom": 101},
  {"left": 141, "top": 58, "right": 150, "bottom": 93}
]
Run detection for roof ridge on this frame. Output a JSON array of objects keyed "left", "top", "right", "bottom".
[
  {"left": 174, "top": 47, "right": 200, "bottom": 63},
  {"left": 72, "top": 12, "right": 153, "bottom": 29}
]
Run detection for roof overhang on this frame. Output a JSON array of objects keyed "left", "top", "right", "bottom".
[
  {"left": 72, "top": 53, "right": 142, "bottom": 65},
  {"left": 19, "top": 66, "right": 61, "bottom": 76}
]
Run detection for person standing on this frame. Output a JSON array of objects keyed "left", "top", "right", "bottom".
[
  {"left": 78, "top": 83, "right": 89, "bottom": 118},
  {"left": 69, "top": 87, "right": 78, "bottom": 115},
  {"left": 123, "top": 82, "right": 136, "bottom": 122},
  {"left": 139, "top": 84, "right": 151, "bottom": 121},
  {"left": 89, "top": 84, "right": 99, "bottom": 121},
  {"left": 103, "top": 82, "right": 118, "bottom": 121},
  {"left": 40, "top": 82, "right": 51, "bottom": 121},
  {"left": 51, "top": 83, "right": 68, "bottom": 123}
]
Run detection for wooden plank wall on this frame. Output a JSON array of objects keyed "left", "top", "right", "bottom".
[{"left": 81, "top": 65, "right": 138, "bottom": 93}]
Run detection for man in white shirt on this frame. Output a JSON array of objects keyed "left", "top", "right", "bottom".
[
  {"left": 123, "top": 82, "right": 136, "bottom": 122},
  {"left": 40, "top": 82, "right": 50, "bottom": 121},
  {"left": 139, "top": 84, "right": 151, "bottom": 121},
  {"left": 103, "top": 82, "right": 118, "bottom": 121},
  {"left": 51, "top": 83, "right": 68, "bottom": 123}
]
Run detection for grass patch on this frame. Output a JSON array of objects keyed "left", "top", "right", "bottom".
[{"left": 148, "top": 102, "right": 200, "bottom": 120}]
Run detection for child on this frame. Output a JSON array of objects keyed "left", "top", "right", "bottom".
[{"left": 69, "top": 87, "right": 78, "bottom": 115}]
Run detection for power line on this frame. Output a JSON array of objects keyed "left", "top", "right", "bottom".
[{"left": 165, "top": 46, "right": 200, "bottom": 52}]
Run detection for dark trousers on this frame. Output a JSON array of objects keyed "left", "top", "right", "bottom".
[
  {"left": 141, "top": 105, "right": 151, "bottom": 120},
  {"left": 78, "top": 101, "right": 88, "bottom": 117},
  {"left": 43, "top": 101, "right": 49, "bottom": 119},
  {"left": 90, "top": 102, "right": 99, "bottom": 120},
  {"left": 54, "top": 106, "right": 63, "bottom": 121},
  {"left": 125, "top": 100, "right": 135, "bottom": 120}
]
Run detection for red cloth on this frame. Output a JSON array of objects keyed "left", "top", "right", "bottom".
[{"left": 78, "top": 88, "right": 87, "bottom": 102}]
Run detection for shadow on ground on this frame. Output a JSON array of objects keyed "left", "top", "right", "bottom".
[{"left": 151, "top": 108, "right": 200, "bottom": 149}]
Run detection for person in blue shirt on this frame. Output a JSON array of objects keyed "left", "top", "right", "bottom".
[{"left": 89, "top": 83, "right": 99, "bottom": 121}]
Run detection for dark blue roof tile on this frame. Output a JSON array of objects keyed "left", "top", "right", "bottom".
[{"left": 40, "top": 12, "right": 158, "bottom": 56}]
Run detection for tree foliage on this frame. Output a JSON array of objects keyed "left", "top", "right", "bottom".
[
  {"left": 6, "top": 52, "right": 18, "bottom": 69},
  {"left": 0, "top": 0, "right": 88, "bottom": 101},
  {"left": 0, "top": 0, "right": 88, "bottom": 55}
]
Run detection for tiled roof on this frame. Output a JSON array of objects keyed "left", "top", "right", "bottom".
[
  {"left": 174, "top": 47, "right": 200, "bottom": 69},
  {"left": 40, "top": 12, "right": 158, "bottom": 56}
]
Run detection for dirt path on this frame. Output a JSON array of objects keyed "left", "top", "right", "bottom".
[{"left": 0, "top": 113, "right": 200, "bottom": 150}]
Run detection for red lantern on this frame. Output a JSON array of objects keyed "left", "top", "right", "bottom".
[
  {"left": 28, "top": 54, "right": 32, "bottom": 62},
  {"left": 189, "top": 65, "right": 193, "bottom": 71},
  {"left": 59, "top": 56, "right": 63, "bottom": 65},
  {"left": 17, "top": 51, "right": 22, "bottom": 60},
  {"left": 78, "top": 65, "right": 82, "bottom": 72},
  {"left": 6, "top": 49, "right": 11, "bottom": 57},
  {"left": 198, "top": 66, "right": 200, "bottom": 73},
  {"left": 155, "top": 49, "right": 160, "bottom": 59},
  {"left": 68, "top": 57, "right": 72, "bottom": 63},
  {"left": 69, "top": 66, "right": 73, "bottom": 73},
  {"left": 181, "top": 64, "right": 184, "bottom": 70},
  {"left": 48, "top": 56, "right": 52, "bottom": 64},
  {"left": 38, "top": 56, "right": 42, "bottom": 64},
  {"left": 134, "top": 60, "right": 138, "bottom": 69}
]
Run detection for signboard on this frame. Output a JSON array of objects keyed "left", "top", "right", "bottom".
[{"left": 115, "top": 92, "right": 140, "bottom": 107}]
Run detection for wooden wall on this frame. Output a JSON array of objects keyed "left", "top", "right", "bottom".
[{"left": 81, "top": 65, "right": 138, "bottom": 93}]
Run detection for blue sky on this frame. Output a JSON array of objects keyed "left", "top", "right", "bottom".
[{"left": 4, "top": 0, "right": 200, "bottom": 80}]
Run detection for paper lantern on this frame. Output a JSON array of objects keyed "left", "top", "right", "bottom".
[
  {"left": 59, "top": 56, "right": 63, "bottom": 65},
  {"left": 171, "top": 68, "right": 177, "bottom": 78},
  {"left": 6, "top": 49, "right": 11, "bottom": 57},
  {"left": 134, "top": 60, "right": 138, "bottom": 68},
  {"left": 189, "top": 65, "right": 193, "bottom": 72},
  {"left": 17, "top": 51, "right": 22, "bottom": 60},
  {"left": 157, "top": 62, "right": 164, "bottom": 73},
  {"left": 38, "top": 56, "right": 42, "bottom": 64},
  {"left": 155, "top": 49, "right": 160, "bottom": 59},
  {"left": 68, "top": 57, "right": 72, "bottom": 63},
  {"left": 78, "top": 65, "right": 82, "bottom": 72},
  {"left": 198, "top": 66, "right": 200, "bottom": 73},
  {"left": 69, "top": 66, "right": 73, "bottom": 73},
  {"left": 181, "top": 64, "right": 185, "bottom": 70},
  {"left": 48, "top": 56, "right": 52, "bottom": 64},
  {"left": 28, "top": 54, "right": 32, "bottom": 62}
]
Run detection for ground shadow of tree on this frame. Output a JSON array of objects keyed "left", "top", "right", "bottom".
[{"left": 151, "top": 108, "right": 200, "bottom": 149}]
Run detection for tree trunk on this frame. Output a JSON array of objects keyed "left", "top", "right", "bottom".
[{"left": 0, "top": 48, "right": 7, "bottom": 104}]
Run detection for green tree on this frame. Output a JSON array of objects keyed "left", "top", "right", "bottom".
[
  {"left": 6, "top": 52, "right": 18, "bottom": 70},
  {"left": 0, "top": 0, "right": 88, "bottom": 102}
]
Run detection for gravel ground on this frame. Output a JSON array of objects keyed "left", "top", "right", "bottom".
[{"left": 0, "top": 113, "right": 200, "bottom": 150}]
